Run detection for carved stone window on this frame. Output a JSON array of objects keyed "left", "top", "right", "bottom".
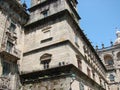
[
  {"left": 8, "top": 22, "right": 16, "bottom": 33},
  {"left": 75, "top": 35, "right": 79, "bottom": 47},
  {"left": 104, "top": 55, "right": 114, "bottom": 65},
  {"left": 40, "top": 53, "right": 52, "bottom": 69},
  {"left": 3, "top": 61, "right": 11, "bottom": 75},
  {"left": 109, "top": 74, "right": 115, "bottom": 82}
]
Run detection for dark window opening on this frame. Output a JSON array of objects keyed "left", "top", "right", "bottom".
[
  {"left": 40, "top": 53, "right": 52, "bottom": 69},
  {"left": 3, "top": 61, "right": 11, "bottom": 75},
  {"left": 108, "top": 60, "right": 114, "bottom": 65},
  {"left": 43, "top": 62, "right": 49, "bottom": 69},
  {"left": 6, "top": 41, "right": 13, "bottom": 53},
  {"left": 109, "top": 74, "right": 115, "bottom": 81},
  {"left": 41, "top": 10, "right": 49, "bottom": 18},
  {"left": 9, "top": 23, "right": 16, "bottom": 33}
]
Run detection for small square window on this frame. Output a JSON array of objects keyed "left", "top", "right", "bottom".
[{"left": 109, "top": 74, "right": 115, "bottom": 81}]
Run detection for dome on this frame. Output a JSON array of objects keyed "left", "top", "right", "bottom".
[{"left": 114, "top": 30, "right": 120, "bottom": 45}]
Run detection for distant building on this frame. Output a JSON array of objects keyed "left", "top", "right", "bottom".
[
  {"left": 0, "top": 0, "right": 118, "bottom": 90},
  {"left": 97, "top": 31, "right": 120, "bottom": 90}
]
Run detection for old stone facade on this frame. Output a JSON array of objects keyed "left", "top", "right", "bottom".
[
  {"left": 97, "top": 31, "right": 120, "bottom": 90},
  {"left": 0, "top": 0, "right": 28, "bottom": 90},
  {"left": 0, "top": 0, "right": 119, "bottom": 90}
]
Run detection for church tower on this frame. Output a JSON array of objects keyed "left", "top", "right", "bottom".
[{"left": 20, "top": 0, "right": 108, "bottom": 90}]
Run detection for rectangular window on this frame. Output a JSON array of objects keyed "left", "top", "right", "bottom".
[
  {"left": 6, "top": 41, "right": 13, "bottom": 53},
  {"left": 109, "top": 74, "right": 115, "bottom": 81},
  {"left": 87, "top": 67, "right": 91, "bottom": 77},
  {"left": 3, "top": 61, "right": 11, "bottom": 75},
  {"left": 75, "top": 35, "right": 78, "bottom": 43},
  {"left": 9, "top": 22, "right": 16, "bottom": 33},
  {"left": 43, "top": 62, "right": 49, "bottom": 69},
  {"left": 75, "top": 35, "right": 79, "bottom": 47},
  {"left": 78, "top": 60, "right": 82, "bottom": 70}
]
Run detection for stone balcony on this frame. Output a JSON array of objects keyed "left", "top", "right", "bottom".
[
  {"left": 0, "top": 44, "right": 21, "bottom": 61},
  {"left": 0, "top": 76, "right": 11, "bottom": 90}
]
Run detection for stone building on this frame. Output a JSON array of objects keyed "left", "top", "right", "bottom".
[
  {"left": 0, "top": 0, "right": 28, "bottom": 90},
  {"left": 0, "top": 0, "right": 115, "bottom": 90},
  {"left": 97, "top": 31, "right": 120, "bottom": 90},
  {"left": 20, "top": 0, "right": 108, "bottom": 90}
]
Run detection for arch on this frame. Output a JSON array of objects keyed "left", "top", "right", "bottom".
[
  {"left": 117, "top": 52, "right": 120, "bottom": 60},
  {"left": 40, "top": 53, "right": 52, "bottom": 63},
  {"left": 104, "top": 54, "right": 114, "bottom": 65}
]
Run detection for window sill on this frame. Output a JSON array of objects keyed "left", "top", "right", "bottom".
[{"left": 41, "top": 37, "right": 53, "bottom": 43}]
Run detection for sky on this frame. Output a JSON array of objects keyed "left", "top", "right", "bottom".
[{"left": 21, "top": 0, "right": 120, "bottom": 49}]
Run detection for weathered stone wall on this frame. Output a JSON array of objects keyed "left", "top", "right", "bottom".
[
  {"left": 29, "top": 0, "right": 65, "bottom": 24},
  {"left": 24, "top": 17, "right": 68, "bottom": 52},
  {"left": 0, "top": 11, "right": 7, "bottom": 49},
  {"left": 22, "top": 77, "right": 71, "bottom": 90},
  {"left": 22, "top": 44, "right": 71, "bottom": 73}
]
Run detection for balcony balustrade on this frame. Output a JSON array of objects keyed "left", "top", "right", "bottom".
[{"left": 0, "top": 44, "right": 21, "bottom": 61}]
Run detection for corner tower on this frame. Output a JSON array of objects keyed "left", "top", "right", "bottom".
[{"left": 21, "top": 0, "right": 108, "bottom": 90}]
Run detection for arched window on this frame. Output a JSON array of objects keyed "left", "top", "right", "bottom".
[
  {"left": 117, "top": 52, "right": 120, "bottom": 60},
  {"left": 104, "top": 55, "right": 114, "bottom": 65},
  {"left": 40, "top": 53, "right": 52, "bottom": 69},
  {"left": 109, "top": 74, "right": 115, "bottom": 81}
]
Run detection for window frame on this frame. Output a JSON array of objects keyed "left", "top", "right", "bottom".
[{"left": 109, "top": 74, "right": 115, "bottom": 82}]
